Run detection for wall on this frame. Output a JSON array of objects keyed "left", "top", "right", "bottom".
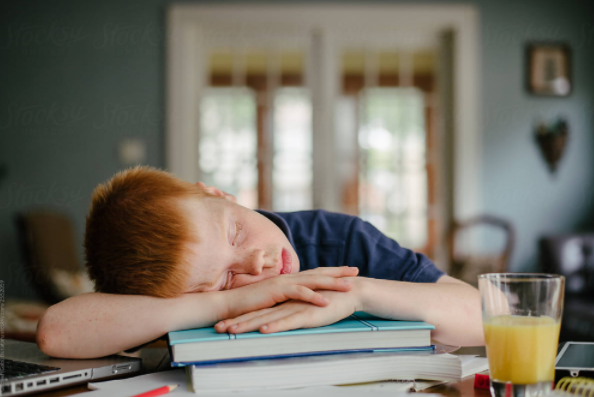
[
  {"left": 479, "top": 0, "right": 594, "bottom": 269},
  {"left": 1, "top": 0, "right": 593, "bottom": 299}
]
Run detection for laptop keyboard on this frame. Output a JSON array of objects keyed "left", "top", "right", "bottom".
[{"left": 2, "top": 359, "right": 61, "bottom": 380}]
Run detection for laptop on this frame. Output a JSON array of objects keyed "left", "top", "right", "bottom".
[{"left": 1, "top": 339, "right": 142, "bottom": 396}]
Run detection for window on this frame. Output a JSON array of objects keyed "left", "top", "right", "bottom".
[
  {"left": 168, "top": 5, "right": 481, "bottom": 266},
  {"left": 273, "top": 88, "right": 313, "bottom": 211},
  {"left": 358, "top": 88, "right": 428, "bottom": 249},
  {"left": 338, "top": 50, "right": 438, "bottom": 255},
  {"left": 201, "top": 49, "right": 312, "bottom": 211},
  {"left": 199, "top": 89, "right": 258, "bottom": 209}
]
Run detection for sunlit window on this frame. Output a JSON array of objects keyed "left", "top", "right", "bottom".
[
  {"left": 199, "top": 88, "right": 258, "bottom": 208},
  {"left": 273, "top": 88, "right": 313, "bottom": 211},
  {"left": 358, "top": 88, "right": 428, "bottom": 249}
]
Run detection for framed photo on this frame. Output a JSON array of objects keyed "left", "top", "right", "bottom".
[{"left": 526, "top": 43, "right": 572, "bottom": 96}]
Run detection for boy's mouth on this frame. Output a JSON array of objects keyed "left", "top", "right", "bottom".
[{"left": 280, "top": 248, "right": 292, "bottom": 274}]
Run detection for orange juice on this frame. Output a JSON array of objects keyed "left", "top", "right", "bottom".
[{"left": 483, "top": 315, "right": 561, "bottom": 384}]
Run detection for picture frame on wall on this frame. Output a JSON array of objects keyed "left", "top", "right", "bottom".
[{"left": 526, "top": 43, "right": 572, "bottom": 97}]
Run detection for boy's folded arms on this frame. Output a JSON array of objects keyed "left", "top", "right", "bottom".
[
  {"left": 36, "top": 267, "right": 357, "bottom": 359},
  {"left": 219, "top": 266, "right": 358, "bottom": 320},
  {"left": 215, "top": 275, "right": 485, "bottom": 347}
]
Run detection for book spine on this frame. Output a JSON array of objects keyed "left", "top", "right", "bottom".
[
  {"left": 166, "top": 334, "right": 175, "bottom": 368},
  {"left": 170, "top": 345, "right": 435, "bottom": 367}
]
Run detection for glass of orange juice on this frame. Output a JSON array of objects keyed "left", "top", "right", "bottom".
[{"left": 478, "top": 273, "right": 564, "bottom": 397}]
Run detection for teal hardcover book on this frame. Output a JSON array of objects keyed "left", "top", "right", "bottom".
[{"left": 168, "top": 312, "right": 434, "bottom": 366}]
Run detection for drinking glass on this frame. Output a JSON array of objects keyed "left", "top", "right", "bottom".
[{"left": 478, "top": 273, "right": 564, "bottom": 397}]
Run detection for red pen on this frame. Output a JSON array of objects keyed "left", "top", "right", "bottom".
[{"left": 131, "top": 384, "right": 179, "bottom": 397}]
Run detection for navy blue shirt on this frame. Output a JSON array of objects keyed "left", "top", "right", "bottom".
[
  {"left": 257, "top": 209, "right": 444, "bottom": 283},
  {"left": 124, "top": 209, "right": 444, "bottom": 353}
]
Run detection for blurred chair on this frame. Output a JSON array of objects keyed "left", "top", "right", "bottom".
[
  {"left": 448, "top": 215, "right": 515, "bottom": 286},
  {"left": 540, "top": 234, "right": 594, "bottom": 341},
  {"left": 15, "top": 211, "right": 93, "bottom": 305}
]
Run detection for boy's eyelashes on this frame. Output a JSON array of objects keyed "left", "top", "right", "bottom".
[
  {"left": 219, "top": 272, "right": 233, "bottom": 291},
  {"left": 231, "top": 221, "right": 243, "bottom": 246}
]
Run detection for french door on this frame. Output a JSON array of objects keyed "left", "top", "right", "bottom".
[{"left": 167, "top": 5, "right": 480, "bottom": 263}]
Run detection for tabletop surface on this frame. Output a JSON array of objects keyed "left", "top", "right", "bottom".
[{"left": 32, "top": 346, "right": 491, "bottom": 397}]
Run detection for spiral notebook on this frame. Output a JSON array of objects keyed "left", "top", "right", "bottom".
[{"left": 555, "top": 377, "right": 594, "bottom": 396}]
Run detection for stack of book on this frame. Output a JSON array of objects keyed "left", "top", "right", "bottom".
[{"left": 167, "top": 312, "right": 482, "bottom": 393}]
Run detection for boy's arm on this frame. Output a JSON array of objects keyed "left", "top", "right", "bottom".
[
  {"left": 36, "top": 267, "right": 358, "bottom": 358},
  {"left": 356, "top": 275, "right": 485, "bottom": 346},
  {"left": 215, "top": 275, "right": 485, "bottom": 347},
  {"left": 36, "top": 291, "right": 225, "bottom": 359}
]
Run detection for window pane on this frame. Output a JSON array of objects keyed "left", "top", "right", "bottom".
[
  {"left": 273, "top": 88, "right": 313, "bottom": 211},
  {"left": 199, "top": 88, "right": 258, "bottom": 208},
  {"left": 358, "top": 88, "right": 427, "bottom": 249}
]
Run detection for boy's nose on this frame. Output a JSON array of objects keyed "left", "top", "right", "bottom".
[{"left": 243, "top": 248, "right": 267, "bottom": 275}]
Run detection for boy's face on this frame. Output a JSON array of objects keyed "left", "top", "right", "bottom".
[{"left": 179, "top": 195, "right": 300, "bottom": 294}]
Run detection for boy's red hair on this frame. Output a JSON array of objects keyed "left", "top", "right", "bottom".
[{"left": 84, "top": 166, "right": 208, "bottom": 298}]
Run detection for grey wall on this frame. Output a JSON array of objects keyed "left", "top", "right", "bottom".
[
  {"left": 1, "top": 0, "right": 593, "bottom": 300},
  {"left": 479, "top": 0, "right": 594, "bottom": 270},
  {"left": 0, "top": 0, "right": 165, "bottom": 300}
]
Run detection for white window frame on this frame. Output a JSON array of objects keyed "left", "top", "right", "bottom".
[{"left": 166, "top": 4, "right": 481, "bottom": 219}]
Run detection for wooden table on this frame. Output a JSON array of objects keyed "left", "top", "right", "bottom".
[{"left": 36, "top": 346, "right": 490, "bottom": 397}]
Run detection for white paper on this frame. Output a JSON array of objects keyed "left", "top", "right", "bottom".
[
  {"left": 86, "top": 368, "right": 443, "bottom": 397},
  {"left": 458, "top": 355, "right": 489, "bottom": 378},
  {"left": 297, "top": 355, "right": 488, "bottom": 393}
]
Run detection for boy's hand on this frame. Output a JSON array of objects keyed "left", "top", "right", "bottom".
[
  {"left": 215, "top": 277, "right": 362, "bottom": 334},
  {"left": 217, "top": 268, "right": 359, "bottom": 330}
]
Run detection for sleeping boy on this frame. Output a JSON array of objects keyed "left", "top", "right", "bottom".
[{"left": 36, "top": 166, "right": 484, "bottom": 359}]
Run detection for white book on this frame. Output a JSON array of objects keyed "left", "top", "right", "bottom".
[{"left": 186, "top": 351, "right": 468, "bottom": 394}]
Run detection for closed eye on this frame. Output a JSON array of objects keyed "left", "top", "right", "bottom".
[
  {"left": 231, "top": 222, "right": 243, "bottom": 246},
  {"left": 219, "top": 272, "right": 233, "bottom": 291}
]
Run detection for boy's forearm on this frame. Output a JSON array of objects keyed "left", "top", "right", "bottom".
[
  {"left": 37, "top": 268, "right": 357, "bottom": 359},
  {"left": 37, "top": 291, "right": 228, "bottom": 359},
  {"left": 354, "top": 276, "right": 485, "bottom": 346}
]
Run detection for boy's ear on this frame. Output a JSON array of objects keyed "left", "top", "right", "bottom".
[{"left": 196, "top": 182, "right": 237, "bottom": 203}]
